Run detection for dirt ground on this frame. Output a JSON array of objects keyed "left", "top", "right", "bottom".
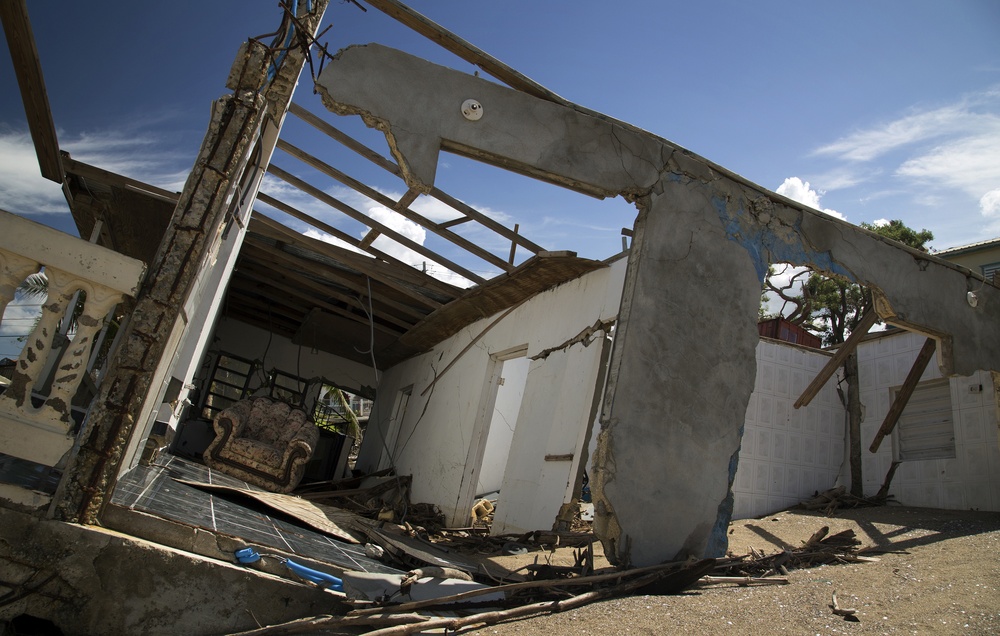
[{"left": 466, "top": 505, "right": 1000, "bottom": 635}]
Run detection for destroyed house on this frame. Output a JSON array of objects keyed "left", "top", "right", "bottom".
[{"left": 1, "top": 0, "right": 999, "bottom": 632}]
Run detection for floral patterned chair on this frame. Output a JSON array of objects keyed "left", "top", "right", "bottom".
[{"left": 203, "top": 397, "right": 319, "bottom": 493}]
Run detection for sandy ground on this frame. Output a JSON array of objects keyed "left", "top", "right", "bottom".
[{"left": 463, "top": 505, "right": 1000, "bottom": 635}]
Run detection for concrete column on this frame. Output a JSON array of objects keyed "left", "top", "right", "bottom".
[
  {"left": 591, "top": 178, "right": 762, "bottom": 566},
  {"left": 55, "top": 1, "right": 329, "bottom": 523}
]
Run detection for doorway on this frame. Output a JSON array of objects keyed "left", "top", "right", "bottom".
[{"left": 456, "top": 346, "right": 529, "bottom": 522}]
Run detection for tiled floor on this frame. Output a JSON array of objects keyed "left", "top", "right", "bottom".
[{"left": 112, "top": 454, "right": 399, "bottom": 575}]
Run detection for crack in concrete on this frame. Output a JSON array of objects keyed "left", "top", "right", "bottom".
[{"left": 530, "top": 317, "right": 616, "bottom": 361}]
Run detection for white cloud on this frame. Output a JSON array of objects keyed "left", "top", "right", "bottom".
[
  {"left": 813, "top": 103, "right": 980, "bottom": 162},
  {"left": 0, "top": 130, "right": 68, "bottom": 215},
  {"left": 776, "top": 177, "right": 846, "bottom": 221},
  {"left": 0, "top": 125, "right": 192, "bottom": 218},
  {"left": 809, "top": 89, "right": 1000, "bottom": 235},
  {"left": 895, "top": 131, "right": 1000, "bottom": 201},
  {"left": 981, "top": 189, "right": 1000, "bottom": 218},
  {"left": 871, "top": 218, "right": 890, "bottom": 227}
]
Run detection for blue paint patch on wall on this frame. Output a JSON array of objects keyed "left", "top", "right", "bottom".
[
  {"left": 711, "top": 196, "right": 853, "bottom": 283},
  {"left": 706, "top": 432, "right": 743, "bottom": 558}
]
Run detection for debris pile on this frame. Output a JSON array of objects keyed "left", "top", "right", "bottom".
[
  {"left": 713, "top": 525, "right": 878, "bottom": 582},
  {"left": 796, "top": 485, "right": 895, "bottom": 515},
  {"left": 221, "top": 475, "right": 887, "bottom": 634}
]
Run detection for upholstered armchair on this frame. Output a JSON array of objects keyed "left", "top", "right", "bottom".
[{"left": 203, "top": 397, "right": 319, "bottom": 493}]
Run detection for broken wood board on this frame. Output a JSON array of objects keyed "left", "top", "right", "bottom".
[
  {"left": 173, "top": 478, "right": 364, "bottom": 544},
  {"left": 364, "top": 526, "right": 513, "bottom": 580}
]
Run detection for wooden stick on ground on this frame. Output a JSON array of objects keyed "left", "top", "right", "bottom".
[
  {"left": 698, "top": 576, "right": 788, "bottom": 587},
  {"left": 348, "top": 559, "right": 695, "bottom": 617},
  {"left": 830, "top": 590, "right": 858, "bottom": 618},
  {"left": 362, "top": 569, "right": 680, "bottom": 636}
]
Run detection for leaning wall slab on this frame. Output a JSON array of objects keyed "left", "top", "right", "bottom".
[
  {"left": 0, "top": 507, "right": 337, "bottom": 635},
  {"left": 317, "top": 44, "right": 1000, "bottom": 567}
]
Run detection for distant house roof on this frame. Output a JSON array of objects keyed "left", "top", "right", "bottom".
[{"left": 935, "top": 237, "right": 1000, "bottom": 257}]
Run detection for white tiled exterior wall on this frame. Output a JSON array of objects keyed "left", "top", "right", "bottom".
[
  {"left": 857, "top": 330, "right": 1000, "bottom": 511},
  {"left": 732, "top": 339, "right": 847, "bottom": 520}
]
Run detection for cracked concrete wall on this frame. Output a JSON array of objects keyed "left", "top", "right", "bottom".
[
  {"left": 318, "top": 44, "right": 1000, "bottom": 567},
  {"left": 0, "top": 507, "right": 336, "bottom": 635},
  {"left": 354, "top": 260, "right": 625, "bottom": 528}
]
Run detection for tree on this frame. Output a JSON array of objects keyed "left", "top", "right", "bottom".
[{"left": 763, "top": 220, "right": 933, "bottom": 496}]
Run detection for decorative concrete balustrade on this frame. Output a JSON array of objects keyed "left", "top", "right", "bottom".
[{"left": 0, "top": 210, "right": 146, "bottom": 467}]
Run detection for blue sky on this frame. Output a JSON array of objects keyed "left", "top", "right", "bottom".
[{"left": 2, "top": 1, "right": 999, "bottom": 353}]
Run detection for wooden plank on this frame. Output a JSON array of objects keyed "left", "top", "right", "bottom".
[
  {"left": 1, "top": 0, "right": 61, "bottom": 182},
  {"left": 235, "top": 264, "right": 408, "bottom": 335},
  {"left": 290, "top": 102, "right": 402, "bottom": 174},
  {"left": 394, "top": 188, "right": 420, "bottom": 211},
  {"left": 254, "top": 194, "right": 457, "bottom": 302},
  {"left": 438, "top": 216, "right": 471, "bottom": 229},
  {"left": 266, "top": 163, "right": 486, "bottom": 284},
  {"left": 289, "top": 104, "right": 542, "bottom": 254},
  {"left": 508, "top": 223, "right": 520, "bottom": 265},
  {"left": 249, "top": 212, "right": 449, "bottom": 313},
  {"left": 869, "top": 337, "right": 937, "bottom": 453},
  {"left": 63, "top": 157, "right": 179, "bottom": 204},
  {"left": 241, "top": 240, "right": 428, "bottom": 325},
  {"left": 277, "top": 139, "right": 513, "bottom": 273},
  {"left": 794, "top": 308, "right": 878, "bottom": 409},
  {"left": 360, "top": 0, "right": 571, "bottom": 107},
  {"left": 358, "top": 229, "right": 381, "bottom": 249},
  {"left": 173, "top": 480, "right": 361, "bottom": 543}
]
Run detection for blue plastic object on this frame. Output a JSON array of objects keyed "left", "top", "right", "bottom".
[
  {"left": 284, "top": 559, "right": 343, "bottom": 592},
  {"left": 235, "top": 547, "right": 261, "bottom": 564},
  {"left": 233, "top": 548, "right": 343, "bottom": 592}
]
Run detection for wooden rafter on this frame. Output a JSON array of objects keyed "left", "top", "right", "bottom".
[
  {"left": 359, "top": 0, "right": 571, "bottom": 107},
  {"left": 240, "top": 240, "right": 431, "bottom": 324},
  {"left": 265, "top": 163, "right": 486, "bottom": 284},
  {"left": 1, "top": 0, "right": 62, "bottom": 182},
  {"left": 237, "top": 253, "right": 416, "bottom": 331},
  {"left": 249, "top": 213, "right": 451, "bottom": 310},
  {"left": 277, "top": 138, "right": 514, "bottom": 273},
  {"left": 288, "top": 103, "right": 543, "bottom": 254},
  {"left": 254, "top": 194, "right": 456, "bottom": 301},
  {"left": 235, "top": 264, "right": 406, "bottom": 336}
]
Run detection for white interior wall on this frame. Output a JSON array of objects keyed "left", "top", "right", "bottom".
[
  {"left": 476, "top": 355, "right": 529, "bottom": 497},
  {"left": 732, "top": 339, "right": 846, "bottom": 519},
  {"left": 491, "top": 340, "right": 608, "bottom": 534},
  {"left": 210, "top": 319, "right": 379, "bottom": 397},
  {"left": 857, "top": 330, "right": 1000, "bottom": 510},
  {"left": 357, "top": 257, "right": 628, "bottom": 527}
]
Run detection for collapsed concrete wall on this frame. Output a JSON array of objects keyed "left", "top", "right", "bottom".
[
  {"left": 356, "top": 259, "right": 625, "bottom": 529},
  {"left": 318, "top": 44, "right": 1000, "bottom": 567},
  {"left": 0, "top": 507, "right": 335, "bottom": 636}
]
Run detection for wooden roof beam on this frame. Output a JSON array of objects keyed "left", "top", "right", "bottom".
[
  {"left": 1, "top": 0, "right": 62, "bottom": 182},
  {"left": 241, "top": 239, "right": 431, "bottom": 324},
  {"left": 278, "top": 139, "right": 513, "bottom": 273},
  {"left": 266, "top": 163, "right": 486, "bottom": 285},
  {"left": 236, "top": 265, "right": 407, "bottom": 336},
  {"left": 288, "top": 103, "right": 543, "bottom": 255},
  {"left": 254, "top": 193, "right": 456, "bottom": 301},
  {"left": 359, "top": 0, "right": 570, "bottom": 107},
  {"left": 248, "top": 213, "right": 447, "bottom": 312}
]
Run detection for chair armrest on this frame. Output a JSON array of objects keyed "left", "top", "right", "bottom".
[
  {"left": 281, "top": 437, "right": 314, "bottom": 464},
  {"left": 212, "top": 399, "right": 252, "bottom": 439}
]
